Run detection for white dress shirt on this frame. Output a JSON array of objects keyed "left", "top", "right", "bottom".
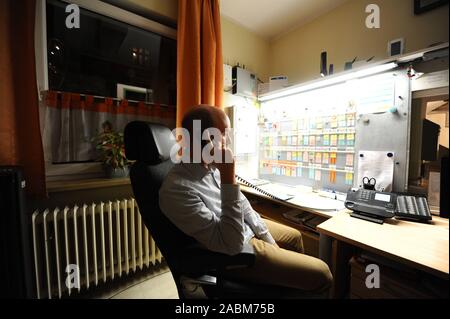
[{"left": 159, "top": 163, "right": 275, "bottom": 255}]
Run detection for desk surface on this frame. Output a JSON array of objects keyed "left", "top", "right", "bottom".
[
  {"left": 317, "top": 211, "right": 449, "bottom": 279},
  {"left": 240, "top": 184, "right": 344, "bottom": 219}
]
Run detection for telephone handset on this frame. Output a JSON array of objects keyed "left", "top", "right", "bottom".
[{"left": 236, "top": 175, "right": 294, "bottom": 202}]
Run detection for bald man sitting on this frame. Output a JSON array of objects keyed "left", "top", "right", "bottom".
[{"left": 159, "top": 105, "right": 332, "bottom": 294}]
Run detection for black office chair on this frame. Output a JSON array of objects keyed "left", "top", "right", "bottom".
[{"left": 124, "top": 121, "right": 325, "bottom": 299}]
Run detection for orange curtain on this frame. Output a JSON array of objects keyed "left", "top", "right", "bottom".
[
  {"left": 0, "top": 0, "right": 46, "bottom": 197},
  {"left": 176, "top": 0, "right": 224, "bottom": 127}
]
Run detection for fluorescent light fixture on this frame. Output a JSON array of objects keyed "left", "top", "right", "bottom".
[{"left": 259, "top": 62, "right": 398, "bottom": 102}]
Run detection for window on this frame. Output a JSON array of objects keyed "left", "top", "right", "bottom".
[
  {"left": 36, "top": 0, "right": 177, "bottom": 180},
  {"left": 46, "top": 0, "right": 176, "bottom": 105}
]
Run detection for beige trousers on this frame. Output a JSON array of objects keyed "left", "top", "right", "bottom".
[{"left": 227, "top": 219, "right": 333, "bottom": 293}]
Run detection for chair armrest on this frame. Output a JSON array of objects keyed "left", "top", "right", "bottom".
[{"left": 178, "top": 243, "right": 255, "bottom": 275}]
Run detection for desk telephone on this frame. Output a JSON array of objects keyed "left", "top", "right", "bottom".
[{"left": 345, "top": 188, "right": 432, "bottom": 224}]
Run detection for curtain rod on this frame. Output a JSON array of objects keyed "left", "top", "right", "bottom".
[{"left": 40, "top": 90, "right": 175, "bottom": 108}]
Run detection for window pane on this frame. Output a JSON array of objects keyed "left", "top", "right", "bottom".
[{"left": 46, "top": 0, "right": 176, "bottom": 106}]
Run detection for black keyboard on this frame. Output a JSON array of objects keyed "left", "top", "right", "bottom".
[{"left": 395, "top": 196, "right": 432, "bottom": 222}]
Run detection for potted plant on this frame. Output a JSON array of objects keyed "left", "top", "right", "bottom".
[{"left": 93, "top": 121, "right": 131, "bottom": 178}]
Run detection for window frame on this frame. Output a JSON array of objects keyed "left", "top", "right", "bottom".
[{"left": 35, "top": 0, "right": 177, "bottom": 182}]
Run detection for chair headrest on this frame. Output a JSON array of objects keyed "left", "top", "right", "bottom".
[{"left": 124, "top": 121, "right": 176, "bottom": 164}]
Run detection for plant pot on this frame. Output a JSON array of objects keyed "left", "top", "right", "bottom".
[{"left": 104, "top": 166, "right": 129, "bottom": 179}]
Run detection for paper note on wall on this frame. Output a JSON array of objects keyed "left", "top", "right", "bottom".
[
  {"left": 315, "top": 153, "right": 322, "bottom": 164},
  {"left": 330, "top": 152, "right": 337, "bottom": 164},
  {"left": 357, "top": 151, "right": 395, "bottom": 192},
  {"left": 346, "top": 154, "right": 354, "bottom": 166},
  {"left": 329, "top": 170, "right": 336, "bottom": 183},
  {"left": 345, "top": 173, "right": 353, "bottom": 185},
  {"left": 315, "top": 170, "right": 322, "bottom": 181},
  {"left": 346, "top": 113, "right": 355, "bottom": 127},
  {"left": 347, "top": 134, "right": 355, "bottom": 146},
  {"left": 303, "top": 152, "right": 309, "bottom": 163},
  {"left": 322, "top": 153, "right": 329, "bottom": 164},
  {"left": 338, "top": 115, "right": 346, "bottom": 127},
  {"left": 331, "top": 116, "right": 338, "bottom": 128},
  {"left": 316, "top": 135, "right": 322, "bottom": 146},
  {"left": 355, "top": 73, "right": 395, "bottom": 115},
  {"left": 338, "top": 134, "right": 346, "bottom": 146},
  {"left": 316, "top": 118, "right": 323, "bottom": 129},
  {"left": 323, "top": 135, "right": 330, "bottom": 146},
  {"left": 330, "top": 135, "right": 337, "bottom": 146}
]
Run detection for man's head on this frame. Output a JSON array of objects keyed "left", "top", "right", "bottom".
[
  {"left": 181, "top": 105, "right": 230, "bottom": 136},
  {"left": 180, "top": 105, "right": 231, "bottom": 163}
]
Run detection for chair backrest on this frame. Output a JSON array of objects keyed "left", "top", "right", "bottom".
[{"left": 124, "top": 121, "right": 196, "bottom": 275}]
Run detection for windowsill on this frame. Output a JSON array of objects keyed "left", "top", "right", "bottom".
[{"left": 47, "top": 177, "right": 131, "bottom": 193}]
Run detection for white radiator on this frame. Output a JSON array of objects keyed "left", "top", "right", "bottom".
[{"left": 32, "top": 198, "right": 163, "bottom": 299}]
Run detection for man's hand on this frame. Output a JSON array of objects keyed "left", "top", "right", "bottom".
[{"left": 213, "top": 147, "right": 236, "bottom": 185}]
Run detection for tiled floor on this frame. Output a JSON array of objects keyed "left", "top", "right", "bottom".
[
  {"left": 90, "top": 265, "right": 179, "bottom": 299},
  {"left": 110, "top": 271, "right": 179, "bottom": 299}
]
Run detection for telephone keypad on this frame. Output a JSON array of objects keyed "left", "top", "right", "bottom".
[{"left": 360, "top": 190, "right": 372, "bottom": 200}]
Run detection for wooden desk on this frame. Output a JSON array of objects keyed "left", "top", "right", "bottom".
[
  {"left": 318, "top": 211, "right": 449, "bottom": 298},
  {"left": 240, "top": 184, "right": 347, "bottom": 258},
  {"left": 241, "top": 183, "right": 449, "bottom": 297},
  {"left": 318, "top": 211, "right": 449, "bottom": 279},
  {"left": 240, "top": 184, "right": 342, "bottom": 219}
]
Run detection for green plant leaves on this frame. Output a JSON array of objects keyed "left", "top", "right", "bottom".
[{"left": 92, "top": 124, "right": 131, "bottom": 169}]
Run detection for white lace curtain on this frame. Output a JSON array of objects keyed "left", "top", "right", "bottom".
[{"left": 40, "top": 91, "right": 176, "bottom": 163}]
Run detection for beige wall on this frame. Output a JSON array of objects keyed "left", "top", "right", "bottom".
[
  {"left": 270, "top": 0, "right": 449, "bottom": 85},
  {"left": 221, "top": 16, "right": 271, "bottom": 82},
  {"left": 427, "top": 112, "right": 449, "bottom": 149},
  {"left": 122, "top": 0, "right": 178, "bottom": 20}
]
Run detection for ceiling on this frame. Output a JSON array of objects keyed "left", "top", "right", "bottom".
[{"left": 220, "top": 0, "right": 349, "bottom": 41}]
